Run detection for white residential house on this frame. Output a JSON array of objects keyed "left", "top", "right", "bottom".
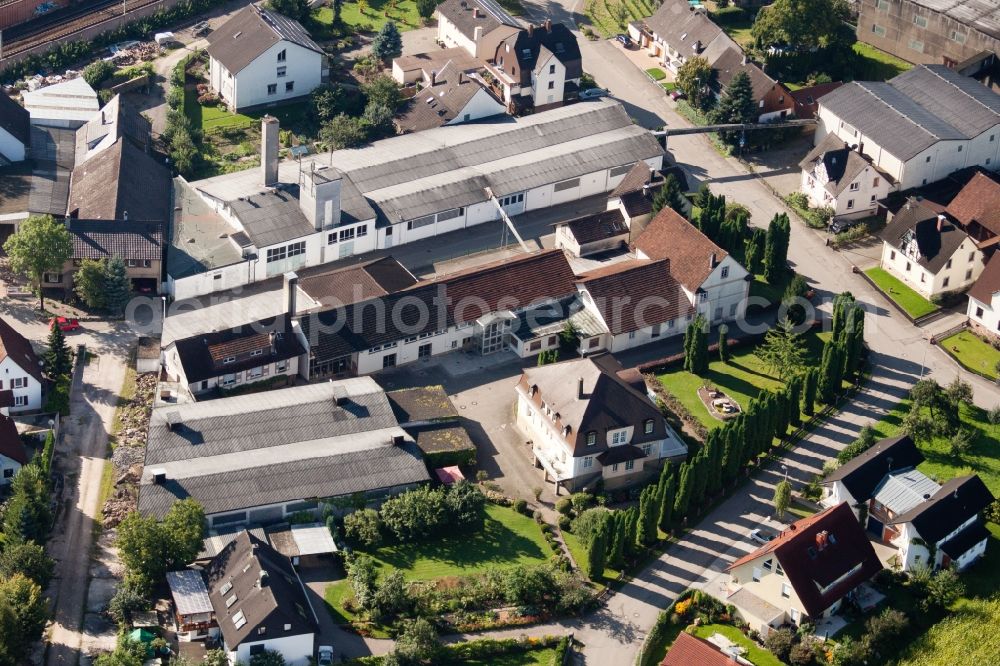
[
  {"left": 0, "top": 93, "right": 30, "bottom": 163},
  {"left": 0, "top": 414, "right": 28, "bottom": 484},
  {"left": 514, "top": 355, "right": 687, "bottom": 492},
  {"left": 482, "top": 20, "right": 582, "bottom": 110},
  {"left": 967, "top": 254, "right": 1000, "bottom": 338},
  {"left": 798, "top": 134, "right": 894, "bottom": 220},
  {"left": 814, "top": 65, "right": 1000, "bottom": 191},
  {"left": 203, "top": 531, "right": 316, "bottom": 665},
  {"left": 878, "top": 199, "right": 985, "bottom": 300},
  {"left": 725, "top": 503, "right": 883, "bottom": 635},
  {"left": 0, "top": 318, "right": 43, "bottom": 413},
  {"left": 206, "top": 5, "right": 324, "bottom": 111},
  {"left": 820, "top": 435, "right": 925, "bottom": 516},
  {"left": 889, "top": 475, "right": 994, "bottom": 572}
]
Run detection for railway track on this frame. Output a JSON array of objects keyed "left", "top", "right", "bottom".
[{"left": 2, "top": 0, "right": 165, "bottom": 60}]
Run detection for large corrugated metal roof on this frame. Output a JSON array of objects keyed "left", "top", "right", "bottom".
[{"left": 872, "top": 468, "right": 940, "bottom": 515}]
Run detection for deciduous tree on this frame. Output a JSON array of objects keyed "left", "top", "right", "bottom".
[
  {"left": 3, "top": 214, "right": 73, "bottom": 310},
  {"left": 773, "top": 479, "right": 792, "bottom": 518},
  {"left": 675, "top": 56, "right": 714, "bottom": 111},
  {"left": 74, "top": 258, "right": 107, "bottom": 309}
]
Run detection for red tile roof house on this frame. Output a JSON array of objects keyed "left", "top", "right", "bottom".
[
  {"left": 0, "top": 414, "right": 29, "bottom": 484},
  {"left": 661, "top": 631, "right": 751, "bottom": 666},
  {"left": 0, "top": 318, "right": 43, "bottom": 413},
  {"left": 725, "top": 503, "right": 883, "bottom": 636}
]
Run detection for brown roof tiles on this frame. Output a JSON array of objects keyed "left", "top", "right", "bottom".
[
  {"left": 634, "top": 207, "right": 729, "bottom": 290},
  {"left": 947, "top": 171, "right": 1000, "bottom": 237},
  {"left": 661, "top": 631, "right": 737, "bottom": 666},
  {"left": 578, "top": 259, "right": 693, "bottom": 335},
  {"left": 0, "top": 318, "right": 42, "bottom": 383}
]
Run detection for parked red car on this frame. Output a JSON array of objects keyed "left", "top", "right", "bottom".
[{"left": 50, "top": 317, "right": 80, "bottom": 332}]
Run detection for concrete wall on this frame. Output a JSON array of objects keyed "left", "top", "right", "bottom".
[{"left": 857, "top": 0, "right": 1000, "bottom": 67}]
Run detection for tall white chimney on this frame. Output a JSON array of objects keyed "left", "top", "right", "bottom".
[
  {"left": 261, "top": 115, "right": 280, "bottom": 187},
  {"left": 283, "top": 271, "right": 299, "bottom": 317}
]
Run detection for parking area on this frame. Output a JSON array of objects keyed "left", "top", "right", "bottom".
[
  {"left": 611, "top": 39, "right": 675, "bottom": 86},
  {"left": 375, "top": 350, "right": 563, "bottom": 510}
]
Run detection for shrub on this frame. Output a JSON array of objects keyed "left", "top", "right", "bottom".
[
  {"left": 343, "top": 508, "right": 383, "bottom": 547},
  {"left": 82, "top": 60, "right": 115, "bottom": 88},
  {"left": 764, "top": 627, "right": 795, "bottom": 662},
  {"left": 557, "top": 515, "right": 572, "bottom": 531},
  {"left": 514, "top": 499, "right": 528, "bottom": 515},
  {"left": 197, "top": 92, "right": 219, "bottom": 105},
  {"left": 555, "top": 498, "right": 573, "bottom": 515},
  {"left": 569, "top": 492, "right": 594, "bottom": 514},
  {"left": 988, "top": 405, "right": 1000, "bottom": 425},
  {"left": 533, "top": 509, "right": 543, "bottom": 524}
]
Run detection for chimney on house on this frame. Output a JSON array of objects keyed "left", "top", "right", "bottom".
[
  {"left": 151, "top": 468, "right": 167, "bottom": 484},
  {"left": 473, "top": 7, "right": 480, "bottom": 18},
  {"left": 937, "top": 214, "right": 946, "bottom": 232},
  {"left": 257, "top": 570, "right": 269, "bottom": 588},
  {"left": 392, "top": 434, "right": 406, "bottom": 446},
  {"left": 741, "top": 54, "right": 747, "bottom": 66},
  {"left": 269, "top": 331, "right": 278, "bottom": 355},
  {"left": 709, "top": 252, "right": 717, "bottom": 268},
  {"left": 299, "top": 164, "right": 342, "bottom": 231},
  {"left": 430, "top": 69, "right": 437, "bottom": 85},
  {"left": 474, "top": 25, "right": 483, "bottom": 42},
  {"left": 577, "top": 377, "right": 584, "bottom": 399},
  {"left": 283, "top": 271, "right": 299, "bottom": 317},
  {"left": 261, "top": 115, "right": 280, "bottom": 187},
  {"left": 545, "top": 18, "right": 552, "bottom": 32},
  {"left": 527, "top": 23, "right": 534, "bottom": 37},
  {"left": 458, "top": 71, "right": 464, "bottom": 84}
]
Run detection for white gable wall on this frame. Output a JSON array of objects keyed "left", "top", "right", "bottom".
[
  {"left": 229, "top": 632, "right": 314, "bottom": 666},
  {"left": 0, "top": 454, "right": 22, "bottom": 485},
  {"left": 879, "top": 236, "right": 982, "bottom": 299},
  {"left": 0, "top": 127, "right": 26, "bottom": 163},
  {"left": 446, "top": 88, "right": 507, "bottom": 125},
  {"left": 0, "top": 357, "right": 42, "bottom": 413},
  {"left": 218, "top": 40, "right": 322, "bottom": 111},
  {"left": 699, "top": 255, "right": 750, "bottom": 323},
  {"left": 532, "top": 52, "right": 566, "bottom": 107}
]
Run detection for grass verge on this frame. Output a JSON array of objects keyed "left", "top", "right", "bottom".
[
  {"left": 852, "top": 42, "right": 913, "bottom": 81},
  {"left": 938, "top": 330, "right": 1000, "bottom": 380},
  {"left": 863, "top": 267, "right": 939, "bottom": 319},
  {"left": 313, "top": 0, "right": 422, "bottom": 33}
]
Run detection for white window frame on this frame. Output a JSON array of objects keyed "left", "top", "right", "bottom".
[{"left": 11, "top": 377, "right": 27, "bottom": 389}]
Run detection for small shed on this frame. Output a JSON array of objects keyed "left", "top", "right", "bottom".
[
  {"left": 435, "top": 466, "right": 465, "bottom": 485},
  {"left": 166, "top": 570, "right": 215, "bottom": 641},
  {"left": 266, "top": 522, "right": 338, "bottom": 566},
  {"left": 136, "top": 337, "right": 160, "bottom": 374}
]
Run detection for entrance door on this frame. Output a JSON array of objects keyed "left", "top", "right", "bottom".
[
  {"left": 481, "top": 320, "right": 506, "bottom": 355},
  {"left": 384, "top": 227, "right": 394, "bottom": 248}
]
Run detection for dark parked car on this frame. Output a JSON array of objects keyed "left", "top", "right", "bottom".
[
  {"left": 579, "top": 88, "right": 609, "bottom": 99},
  {"left": 616, "top": 34, "right": 632, "bottom": 47},
  {"left": 669, "top": 89, "right": 686, "bottom": 101},
  {"left": 829, "top": 217, "right": 864, "bottom": 234}
]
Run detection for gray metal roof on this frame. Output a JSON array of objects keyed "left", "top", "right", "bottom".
[
  {"left": 818, "top": 66, "right": 1000, "bottom": 161},
  {"left": 889, "top": 65, "right": 1000, "bottom": 139},
  {"left": 192, "top": 99, "right": 663, "bottom": 226},
  {"left": 138, "top": 379, "right": 431, "bottom": 518},
  {"left": 27, "top": 125, "right": 75, "bottom": 216},
  {"left": 229, "top": 185, "right": 317, "bottom": 248},
  {"left": 872, "top": 468, "right": 940, "bottom": 516}
]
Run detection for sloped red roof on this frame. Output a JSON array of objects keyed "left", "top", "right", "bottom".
[
  {"left": 0, "top": 318, "right": 42, "bottom": 382},
  {"left": 969, "top": 253, "right": 1000, "bottom": 304},
  {"left": 577, "top": 259, "right": 693, "bottom": 335},
  {"left": 0, "top": 415, "right": 28, "bottom": 465},
  {"left": 633, "top": 207, "right": 729, "bottom": 290},
  {"left": 947, "top": 171, "right": 1000, "bottom": 237},
  {"left": 661, "top": 631, "right": 736, "bottom": 666},
  {"left": 727, "top": 502, "right": 882, "bottom": 617}
]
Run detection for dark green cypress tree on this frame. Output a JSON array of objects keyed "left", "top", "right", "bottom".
[
  {"left": 683, "top": 319, "right": 696, "bottom": 373},
  {"left": 818, "top": 341, "right": 844, "bottom": 404},
  {"left": 787, "top": 375, "right": 803, "bottom": 426},
  {"left": 831, "top": 292, "right": 855, "bottom": 343},
  {"left": 718, "top": 324, "right": 729, "bottom": 364},
  {"left": 637, "top": 486, "right": 658, "bottom": 545},
  {"left": 707, "top": 431, "right": 723, "bottom": 495},
  {"left": 690, "top": 451, "right": 709, "bottom": 511},
  {"left": 652, "top": 174, "right": 688, "bottom": 218},
  {"left": 721, "top": 427, "right": 739, "bottom": 485},
  {"left": 623, "top": 507, "right": 639, "bottom": 555},
  {"left": 673, "top": 462, "right": 693, "bottom": 520},
  {"left": 657, "top": 466, "right": 676, "bottom": 532},
  {"left": 744, "top": 228, "right": 765, "bottom": 275},
  {"left": 609, "top": 512, "right": 626, "bottom": 568},
  {"left": 694, "top": 183, "right": 712, "bottom": 211},
  {"left": 843, "top": 304, "right": 865, "bottom": 378},
  {"left": 763, "top": 213, "right": 791, "bottom": 285},
  {"left": 586, "top": 518, "right": 609, "bottom": 580},
  {"left": 802, "top": 368, "right": 818, "bottom": 416},
  {"left": 687, "top": 315, "right": 709, "bottom": 374}
]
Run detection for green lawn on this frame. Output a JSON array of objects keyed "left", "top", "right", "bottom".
[
  {"left": 646, "top": 67, "right": 666, "bottom": 81},
  {"left": 863, "top": 267, "right": 939, "bottom": 319},
  {"left": 562, "top": 530, "right": 621, "bottom": 588},
  {"left": 462, "top": 647, "right": 559, "bottom": 666},
  {"left": 869, "top": 401, "right": 1000, "bottom": 497},
  {"left": 657, "top": 330, "right": 831, "bottom": 431},
  {"left": 323, "top": 504, "right": 551, "bottom": 631},
  {"left": 692, "top": 624, "right": 783, "bottom": 666},
  {"left": 939, "top": 330, "right": 1000, "bottom": 380},
  {"left": 184, "top": 87, "right": 311, "bottom": 132},
  {"left": 314, "top": 0, "right": 422, "bottom": 33},
  {"left": 584, "top": 0, "right": 658, "bottom": 38},
  {"left": 852, "top": 42, "right": 913, "bottom": 81}
]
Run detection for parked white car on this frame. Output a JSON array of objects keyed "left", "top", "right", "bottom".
[
  {"left": 318, "top": 645, "right": 335, "bottom": 666},
  {"left": 748, "top": 528, "right": 776, "bottom": 545}
]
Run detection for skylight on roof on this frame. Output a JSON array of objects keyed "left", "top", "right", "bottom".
[
  {"left": 220, "top": 580, "right": 233, "bottom": 595},
  {"left": 226, "top": 593, "right": 238, "bottom": 608},
  {"left": 233, "top": 610, "right": 247, "bottom": 629},
  {"left": 233, "top": 31, "right": 242, "bottom": 39}
]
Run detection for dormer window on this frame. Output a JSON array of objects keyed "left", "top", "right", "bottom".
[
  {"left": 529, "top": 384, "right": 537, "bottom": 396},
  {"left": 223, "top": 356, "right": 236, "bottom": 364},
  {"left": 612, "top": 430, "right": 627, "bottom": 445},
  {"left": 643, "top": 419, "right": 654, "bottom": 435},
  {"left": 586, "top": 431, "right": 597, "bottom": 446},
  {"left": 562, "top": 425, "right": 571, "bottom": 437},
  {"left": 250, "top": 349, "right": 263, "bottom": 357}
]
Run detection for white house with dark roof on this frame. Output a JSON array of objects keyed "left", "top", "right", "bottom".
[
  {"left": 482, "top": 20, "right": 582, "bottom": 111},
  {"left": 0, "top": 414, "right": 28, "bottom": 484},
  {"left": 0, "top": 318, "right": 43, "bottom": 413},
  {"left": 877, "top": 198, "right": 985, "bottom": 299},
  {"left": 138, "top": 379, "right": 430, "bottom": 528},
  {"left": 204, "top": 531, "right": 316, "bottom": 665},
  {"left": 395, "top": 61, "right": 506, "bottom": 133},
  {"left": 814, "top": 65, "right": 1000, "bottom": 190},
  {"left": 515, "top": 355, "right": 687, "bottom": 492},
  {"left": 0, "top": 94, "right": 30, "bottom": 163},
  {"left": 206, "top": 4, "right": 324, "bottom": 111},
  {"left": 799, "top": 134, "right": 894, "bottom": 220}
]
